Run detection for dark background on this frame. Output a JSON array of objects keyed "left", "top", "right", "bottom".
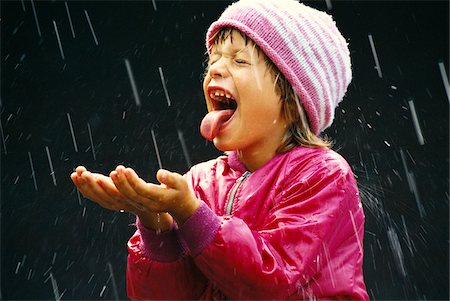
[{"left": 1, "top": 0, "right": 448, "bottom": 300}]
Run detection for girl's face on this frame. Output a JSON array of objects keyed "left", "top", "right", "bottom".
[{"left": 202, "top": 30, "right": 288, "bottom": 157}]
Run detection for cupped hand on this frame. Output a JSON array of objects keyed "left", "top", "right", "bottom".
[
  {"left": 71, "top": 166, "right": 174, "bottom": 231},
  {"left": 70, "top": 166, "right": 145, "bottom": 214},
  {"left": 111, "top": 166, "right": 200, "bottom": 225}
]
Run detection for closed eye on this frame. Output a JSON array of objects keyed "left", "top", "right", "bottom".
[{"left": 235, "top": 59, "right": 249, "bottom": 65}]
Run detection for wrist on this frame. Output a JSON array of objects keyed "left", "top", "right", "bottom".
[
  {"left": 137, "top": 212, "right": 173, "bottom": 231},
  {"left": 171, "top": 196, "right": 201, "bottom": 226}
]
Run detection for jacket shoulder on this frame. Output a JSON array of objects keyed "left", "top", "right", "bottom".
[
  {"left": 285, "top": 146, "right": 353, "bottom": 177},
  {"left": 185, "top": 154, "right": 229, "bottom": 180}
]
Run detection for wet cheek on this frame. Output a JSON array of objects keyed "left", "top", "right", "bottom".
[{"left": 202, "top": 76, "right": 210, "bottom": 91}]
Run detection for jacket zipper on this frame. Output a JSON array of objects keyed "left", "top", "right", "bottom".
[{"left": 225, "top": 171, "right": 251, "bottom": 215}]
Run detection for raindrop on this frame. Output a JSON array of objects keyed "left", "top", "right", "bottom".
[
  {"left": 401, "top": 215, "right": 414, "bottom": 256},
  {"left": 0, "top": 118, "right": 7, "bottom": 154},
  {"left": 407, "top": 171, "right": 425, "bottom": 218},
  {"left": 407, "top": 99, "right": 425, "bottom": 145},
  {"left": 45, "top": 146, "right": 57, "bottom": 186},
  {"left": 438, "top": 61, "right": 450, "bottom": 103},
  {"left": 99, "top": 285, "right": 107, "bottom": 298},
  {"left": 124, "top": 59, "right": 141, "bottom": 107},
  {"left": 322, "top": 242, "right": 336, "bottom": 288},
  {"left": 84, "top": 10, "right": 99, "bottom": 46},
  {"left": 158, "top": 67, "right": 172, "bottom": 107},
  {"left": 177, "top": 129, "right": 192, "bottom": 168},
  {"left": 66, "top": 113, "right": 78, "bottom": 151},
  {"left": 43, "top": 266, "right": 52, "bottom": 277},
  {"left": 50, "top": 272, "right": 61, "bottom": 301},
  {"left": 15, "top": 261, "right": 21, "bottom": 274},
  {"left": 387, "top": 227, "right": 407, "bottom": 278},
  {"left": 348, "top": 210, "right": 363, "bottom": 255},
  {"left": 156, "top": 213, "right": 161, "bottom": 235},
  {"left": 368, "top": 34, "right": 382, "bottom": 78},
  {"left": 30, "top": 0, "right": 42, "bottom": 37},
  {"left": 52, "top": 20, "right": 65, "bottom": 60},
  {"left": 151, "top": 129, "right": 163, "bottom": 169},
  {"left": 107, "top": 262, "right": 119, "bottom": 300},
  {"left": 151, "top": 0, "right": 157, "bottom": 12},
  {"left": 64, "top": 2, "right": 76, "bottom": 38},
  {"left": 87, "top": 123, "right": 96, "bottom": 160}
]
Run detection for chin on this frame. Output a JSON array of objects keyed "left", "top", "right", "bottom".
[{"left": 212, "top": 137, "right": 235, "bottom": 152}]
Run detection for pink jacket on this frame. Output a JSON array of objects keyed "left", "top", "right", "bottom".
[{"left": 126, "top": 146, "right": 369, "bottom": 300}]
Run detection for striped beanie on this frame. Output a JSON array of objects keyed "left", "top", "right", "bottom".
[{"left": 206, "top": 0, "right": 352, "bottom": 135}]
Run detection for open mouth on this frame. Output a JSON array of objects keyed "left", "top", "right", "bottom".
[
  {"left": 200, "top": 86, "right": 238, "bottom": 141},
  {"left": 208, "top": 87, "right": 238, "bottom": 111}
]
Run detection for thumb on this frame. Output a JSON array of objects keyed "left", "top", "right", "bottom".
[{"left": 156, "top": 169, "right": 184, "bottom": 189}]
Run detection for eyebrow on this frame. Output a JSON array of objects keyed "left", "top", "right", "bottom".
[{"left": 210, "top": 45, "right": 252, "bottom": 57}]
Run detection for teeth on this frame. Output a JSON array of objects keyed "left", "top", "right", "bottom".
[{"left": 209, "top": 89, "right": 235, "bottom": 104}]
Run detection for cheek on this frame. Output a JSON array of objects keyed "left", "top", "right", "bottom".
[
  {"left": 203, "top": 76, "right": 213, "bottom": 111},
  {"left": 203, "top": 75, "right": 210, "bottom": 92}
]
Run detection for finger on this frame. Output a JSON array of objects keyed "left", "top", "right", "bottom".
[
  {"left": 76, "top": 166, "right": 87, "bottom": 177},
  {"left": 95, "top": 174, "right": 122, "bottom": 199},
  {"left": 123, "top": 168, "right": 158, "bottom": 198},
  {"left": 95, "top": 175, "right": 136, "bottom": 210},
  {"left": 123, "top": 168, "right": 178, "bottom": 206},
  {"left": 111, "top": 166, "right": 150, "bottom": 208},
  {"left": 109, "top": 170, "right": 148, "bottom": 212},
  {"left": 157, "top": 169, "right": 186, "bottom": 191},
  {"left": 73, "top": 173, "right": 97, "bottom": 200},
  {"left": 72, "top": 172, "right": 89, "bottom": 191},
  {"left": 73, "top": 171, "right": 124, "bottom": 211},
  {"left": 124, "top": 168, "right": 179, "bottom": 205},
  {"left": 80, "top": 172, "right": 120, "bottom": 210},
  {"left": 70, "top": 172, "right": 78, "bottom": 184}
]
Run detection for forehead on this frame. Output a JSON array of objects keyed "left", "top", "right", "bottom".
[{"left": 209, "top": 28, "right": 257, "bottom": 54}]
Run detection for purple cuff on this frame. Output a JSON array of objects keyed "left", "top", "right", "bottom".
[
  {"left": 178, "top": 201, "right": 221, "bottom": 257},
  {"left": 136, "top": 217, "right": 186, "bottom": 262}
]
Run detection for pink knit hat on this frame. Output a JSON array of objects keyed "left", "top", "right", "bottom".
[{"left": 206, "top": 0, "right": 352, "bottom": 135}]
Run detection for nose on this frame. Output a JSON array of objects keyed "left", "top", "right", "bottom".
[{"left": 208, "top": 57, "right": 229, "bottom": 79}]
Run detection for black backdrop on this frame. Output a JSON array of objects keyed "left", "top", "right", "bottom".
[{"left": 1, "top": 1, "right": 449, "bottom": 300}]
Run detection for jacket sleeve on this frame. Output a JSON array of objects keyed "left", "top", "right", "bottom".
[
  {"left": 126, "top": 218, "right": 207, "bottom": 300},
  {"left": 178, "top": 158, "right": 363, "bottom": 299}
]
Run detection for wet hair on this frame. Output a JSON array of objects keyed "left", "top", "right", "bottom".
[{"left": 206, "top": 27, "right": 333, "bottom": 152}]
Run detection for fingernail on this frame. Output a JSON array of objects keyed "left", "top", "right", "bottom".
[{"left": 159, "top": 170, "right": 167, "bottom": 181}]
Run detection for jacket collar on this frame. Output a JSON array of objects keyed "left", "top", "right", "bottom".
[{"left": 228, "top": 151, "right": 248, "bottom": 174}]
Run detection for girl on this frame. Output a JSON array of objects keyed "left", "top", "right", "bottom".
[{"left": 71, "top": 0, "right": 369, "bottom": 299}]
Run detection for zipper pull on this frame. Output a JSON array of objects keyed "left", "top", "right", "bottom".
[{"left": 225, "top": 171, "right": 251, "bottom": 215}]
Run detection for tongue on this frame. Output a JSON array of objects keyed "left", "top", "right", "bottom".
[{"left": 200, "top": 110, "right": 235, "bottom": 141}]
